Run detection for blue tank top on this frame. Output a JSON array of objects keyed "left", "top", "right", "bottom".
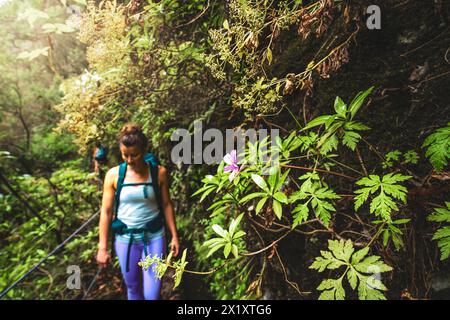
[{"left": 115, "top": 167, "right": 165, "bottom": 243}]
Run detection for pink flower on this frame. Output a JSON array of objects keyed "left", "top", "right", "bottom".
[{"left": 223, "top": 150, "right": 240, "bottom": 182}]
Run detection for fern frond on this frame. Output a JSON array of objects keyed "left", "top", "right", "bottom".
[{"left": 422, "top": 123, "right": 450, "bottom": 172}]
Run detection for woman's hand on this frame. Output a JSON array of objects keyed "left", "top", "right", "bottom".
[
  {"left": 96, "top": 248, "right": 111, "bottom": 268},
  {"left": 169, "top": 235, "right": 180, "bottom": 257}
]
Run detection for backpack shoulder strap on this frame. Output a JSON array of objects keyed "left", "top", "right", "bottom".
[
  {"left": 146, "top": 153, "right": 163, "bottom": 212},
  {"left": 114, "top": 162, "right": 127, "bottom": 218},
  {"left": 149, "top": 162, "right": 162, "bottom": 212}
]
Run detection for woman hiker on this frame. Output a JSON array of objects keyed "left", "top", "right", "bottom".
[{"left": 96, "top": 123, "right": 179, "bottom": 300}]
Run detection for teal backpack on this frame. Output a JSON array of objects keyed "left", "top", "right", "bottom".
[
  {"left": 110, "top": 152, "right": 165, "bottom": 272},
  {"left": 94, "top": 145, "right": 108, "bottom": 162}
]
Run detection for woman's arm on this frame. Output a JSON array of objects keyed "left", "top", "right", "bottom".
[
  {"left": 96, "top": 167, "right": 116, "bottom": 267},
  {"left": 159, "top": 165, "right": 180, "bottom": 257}
]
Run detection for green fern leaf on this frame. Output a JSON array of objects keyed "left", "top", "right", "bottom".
[
  {"left": 428, "top": 202, "right": 450, "bottom": 260},
  {"left": 354, "top": 173, "right": 411, "bottom": 222},
  {"left": 342, "top": 131, "right": 361, "bottom": 151},
  {"left": 310, "top": 239, "right": 393, "bottom": 300},
  {"left": 422, "top": 123, "right": 450, "bottom": 172},
  {"left": 403, "top": 150, "right": 419, "bottom": 164},
  {"left": 319, "top": 133, "right": 339, "bottom": 155},
  {"left": 292, "top": 183, "right": 340, "bottom": 227}
]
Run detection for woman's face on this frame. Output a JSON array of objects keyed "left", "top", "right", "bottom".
[{"left": 120, "top": 144, "right": 144, "bottom": 167}]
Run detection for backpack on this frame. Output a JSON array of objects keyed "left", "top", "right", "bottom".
[
  {"left": 94, "top": 146, "right": 108, "bottom": 162},
  {"left": 110, "top": 152, "right": 165, "bottom": 272}
]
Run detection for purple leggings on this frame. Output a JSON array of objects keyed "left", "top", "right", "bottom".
[{"left": 114, "top": 236, "right": 166, "bottom": 300}]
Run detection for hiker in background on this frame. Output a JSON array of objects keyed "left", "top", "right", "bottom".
[
  {"left": 96, "top": 123, "right": 179, "bottom": 300},
  {"left": 93, "top": 143, "right": 108, "bottom": 182}
]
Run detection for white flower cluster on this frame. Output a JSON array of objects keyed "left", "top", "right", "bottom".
[{"left": 74, "top": 69, "right": 102, "bottom": 95}]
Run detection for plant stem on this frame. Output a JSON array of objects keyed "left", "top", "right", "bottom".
[
  {"left": 366, "top": 222, "right": 386, "bottom": 248},
  {"left": 281, "top": 164, "right": 357, "bottom": 180}
]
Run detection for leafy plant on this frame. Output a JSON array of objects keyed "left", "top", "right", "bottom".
[
  {"left": 382, "top": 150, "right": 419, "bottom": 169},
  {"left": 422, "top": 122, "right": 450, "bottom": 172},
  {"left": 290, "top": 172, "right": 340, "bottom": 227},
  {"left": 0, "top": 151, "right": 15, "bottom": 160},
  {"left": 354, "top": 173, "right": 411, "bottom": 222},
  {"left": 372, "top": 218, "right": 410, "bottom": 251},
  {"left": 139, "top": 249, "right": 188, "bottom": 289},
  {"left": 310, "top": 239, "right": 393, "bottom": 300},
  {"left": 192, "top": 163, "right": 229, "bottom": 202},
  {"left": 274, "top": 131, "right": 304, "bottom": 162},
  {"left": 427, "top": 202, "right": 450, "bottom": 260},
  {"left": 245, "top": 136, "right": 277, "bottom": 174},
  {"left": 173, "top": 249, "right": 189, "bottom": 288},
  {"left": 17, "top": 47, "right": 50, "bottom": 61},
  {"left": 16, "top": 7, "right": 49, "bottom": 27},
  {"left": 195, "top": 209, "right": 250, "bottom": 300},
  {"left": 403, "top": 150, "right": 419, "bottom": 165},
  {"left": 302, "top": 87, "right": 373, "bottom": 154},
  {"left": 240, "top": 167, "right": 289, "bottom": 219},
  {"left": 382, "top": 150, "right": 402, "bottom": 169},
  {"left": 203, "top": 213, "right": 246, "bottom": 259}
]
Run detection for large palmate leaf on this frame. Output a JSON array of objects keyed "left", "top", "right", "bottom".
[{"left": 310, "top": 239, "right": 393, "bottom": 300}]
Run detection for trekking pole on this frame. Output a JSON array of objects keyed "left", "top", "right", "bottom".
[
  {"left": 82, "top": 266, "right": 103, "bottom": 300},
  {"left": 0, "top": 210, "right": 100, "bottom": 299}
]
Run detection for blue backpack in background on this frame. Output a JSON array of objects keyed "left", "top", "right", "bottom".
[{"left": 94, "top": 146, "right": 108, "bottom": 162}]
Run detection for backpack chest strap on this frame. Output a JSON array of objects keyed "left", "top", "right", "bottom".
[{"left": 121, "top": 182, "right": 153, "bottom": 187}]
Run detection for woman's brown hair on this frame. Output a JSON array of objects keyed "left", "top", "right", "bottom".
[{"left": 118, "top": 123, "right": 148, "bottom": 152}]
